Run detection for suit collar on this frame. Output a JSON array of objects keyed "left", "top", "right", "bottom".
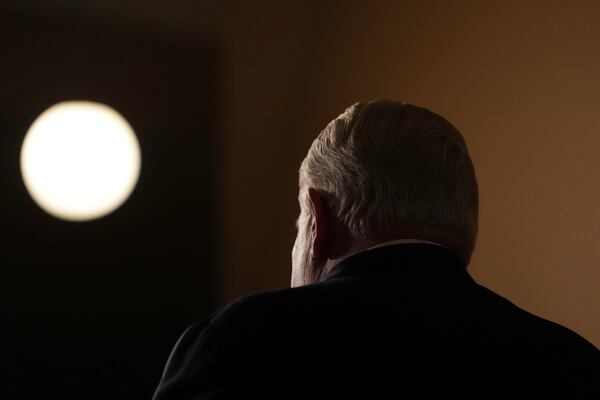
[{"left": 325, "top": 243, "right": 471, "bottom": 283}]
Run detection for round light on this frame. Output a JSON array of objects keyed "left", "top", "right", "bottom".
[{"left": 20, "top": 101, "right": 141, "bottom": 221}]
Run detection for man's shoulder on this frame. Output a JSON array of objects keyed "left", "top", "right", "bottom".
[
  {"left": 475, "top": 283, "right": 600, "bottom": 359},
  {"left": 522, "top": 306, "right": 600, "bottom": 360},
  {"left": 209, "top": 281, "right": 330, "bottom": 330}
]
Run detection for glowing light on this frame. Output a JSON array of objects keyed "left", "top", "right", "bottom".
[{"left": 20, "top": 101, "right": 141, "bottom": 221}]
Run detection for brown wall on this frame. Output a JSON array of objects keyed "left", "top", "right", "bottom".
[{"left": 222, "top": 1, "right": 600, "bottom": 347}]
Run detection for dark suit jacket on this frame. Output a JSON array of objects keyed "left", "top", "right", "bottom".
[{"left": 153, "top": 244, "right": 600, "bottom": 399}]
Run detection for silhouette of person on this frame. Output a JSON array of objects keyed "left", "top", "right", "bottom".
[{"left": 154, "top": 100, "right": 600, "bottom": 399}]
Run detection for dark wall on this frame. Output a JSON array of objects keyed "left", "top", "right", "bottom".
[{"left": 0, "top": 5, "right": 219, "bottom": 398}]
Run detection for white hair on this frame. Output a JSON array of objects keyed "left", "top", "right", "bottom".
[{"left": 299, "top": 99, "right": 479, "bottom": 254}]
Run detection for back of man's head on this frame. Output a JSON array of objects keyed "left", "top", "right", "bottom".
[{"left": 299, "top": 99, "right": 479, "bottom": 260}]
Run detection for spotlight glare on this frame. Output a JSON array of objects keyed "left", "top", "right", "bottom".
[{"left": 20, "top": 101, "right": 142, "bottom": 221}]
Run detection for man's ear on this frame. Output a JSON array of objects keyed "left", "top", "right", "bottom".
[{"left": 307, "top": 188, "right": 331, "bottom": 260}]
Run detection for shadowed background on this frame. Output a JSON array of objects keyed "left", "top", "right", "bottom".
[{"left": 1, "top": 1, "right": 599, "bottom": 398}]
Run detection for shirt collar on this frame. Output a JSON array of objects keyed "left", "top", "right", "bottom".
[{"left": 367, "top": 238, "right": 446, "bottom": 251}]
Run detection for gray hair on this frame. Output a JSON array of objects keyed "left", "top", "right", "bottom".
[{"left": 299, "top": 99, "right": 479, "bottom": 254}]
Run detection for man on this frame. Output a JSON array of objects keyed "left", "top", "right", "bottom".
[{"left": 154, "top": 100, "right": 600, "bottom": 398}]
